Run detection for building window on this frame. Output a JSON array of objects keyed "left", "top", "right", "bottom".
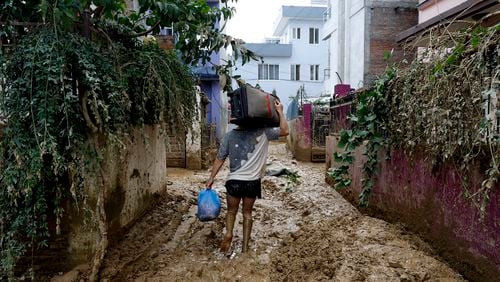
[
  {"left": 292, "top": 27, "right": 301, "bottom": 39},
  {"left": 290, "top": 64, "right": 300, "bottom": 81},
  {"left": 310, "top": 64, "right": 319, "bottom": 80},
  {"left": 309, "top": 28, "right": 319, "bottom": 44},
  {"left": 258, "top": 64, "right": 279, "bottom": 80}
]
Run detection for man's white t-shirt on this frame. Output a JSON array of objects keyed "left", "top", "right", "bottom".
[{"left": 217, "top": 128, "right": 280, "bottom": 181}]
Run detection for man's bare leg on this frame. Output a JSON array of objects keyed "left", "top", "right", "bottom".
[
  {"left": 242, "top": 197, "right": 256, "bottom": 252},
  {"left": 220, "top": 194, "right": 240, "bottom": 252}
]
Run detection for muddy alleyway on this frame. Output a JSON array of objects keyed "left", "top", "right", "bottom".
[{"left": 98, "top": 143, "right": 463, "bottom": 281}]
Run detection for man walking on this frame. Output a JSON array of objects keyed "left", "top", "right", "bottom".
[{"left": 206, "top": 100, "right": 289, "bottom": 253}]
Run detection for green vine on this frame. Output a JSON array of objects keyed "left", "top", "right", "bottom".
[
  {"left": 387, "top": 25, "right": 499, "bottom": 218},
  {"left": 1, "top": 0, "right": 259, "bottom": 278},
  {"left": 329, "top": 24, "right": 499, "bottom": 214},
  {"left": 328, "top": 67, "right": 396, "bottom": 207},
  {"left": 0, "top": 27, "right": 195, "bottom": 277}
]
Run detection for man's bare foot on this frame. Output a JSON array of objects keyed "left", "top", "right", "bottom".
[{"left": 220, "top": 234, "right": 233, "bottom": 252}]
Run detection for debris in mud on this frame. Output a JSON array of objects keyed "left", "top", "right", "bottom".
[
  {"left": 266, "top": 163, "right": 291, "bottom": 177},
  {"left": 265, "top": 162, "right": 301, "bottom": 193}
]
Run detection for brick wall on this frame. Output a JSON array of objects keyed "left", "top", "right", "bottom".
[
  {"left": 166, "top": 133, "right": 186, "bottom": 168},
  {"left": 200, "top": 124, "right": 217, "bottom": 169},
  {"left": 366, "top": 4, "right": 418, "bottom": 85}
]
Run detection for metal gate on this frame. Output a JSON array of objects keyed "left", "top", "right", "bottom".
[{"left": 311, "top": 102, "right": 331, "bottom": 162}]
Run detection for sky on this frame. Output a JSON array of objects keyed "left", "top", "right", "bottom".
[{"left": 225, "top": 0, "right": 312, "bottom": 43}]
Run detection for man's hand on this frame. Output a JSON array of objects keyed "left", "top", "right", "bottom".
[
  {"left": 274, "top": 100, "right": 284, "bottom": 114},
  {"left": 274, "top": 100, "right": 289, "bottom": 137}
]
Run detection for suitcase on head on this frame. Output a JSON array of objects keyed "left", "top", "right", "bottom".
[{"left": 228, "top": 84, "right": 280, "bottom": 128}]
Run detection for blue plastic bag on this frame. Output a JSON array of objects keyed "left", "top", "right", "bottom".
[{"left": 196, "top": 188, "right": 221, "bottom": 222}]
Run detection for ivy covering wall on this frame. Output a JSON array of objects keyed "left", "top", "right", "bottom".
[
  {"left": 0, "top": 26, "right": 196, "bottom": 277},
  {"left": 0, "top": 0, "right": 258, "bottom": 279},
  {"left": 330, "top": 24, "right": 499, "bottom": 215}
]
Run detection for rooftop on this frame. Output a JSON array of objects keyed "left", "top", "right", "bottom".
[
  {"left": 244, "top": 43, "right": 292, "bottom": 57},
  {"left": 397, "top": 0, "right": 499, "bottom": 43},
  {"left": 273, "top": 6, "right": 327, "bottom": 36}
]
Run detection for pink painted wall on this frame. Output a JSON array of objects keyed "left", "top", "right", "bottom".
[
  {"left": 326, "top": 135, "right": 500, "bottom": 280},
  {"left": 418, "top": 0, "right": 469, "bottom": 23}
]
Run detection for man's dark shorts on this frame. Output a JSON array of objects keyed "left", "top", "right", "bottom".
[{"left": 225, "top": 179, "right": 261, "bottom": 199}]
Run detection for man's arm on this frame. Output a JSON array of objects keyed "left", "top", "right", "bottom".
[
  {"left": 206, "top": 158, "right": 225, "bottom": 188},
  {"left": 206, "top": 132, "right": 229, "bottom": 188},
  {"left": 275, "top": 100, "right": 289, "bottom": 137}
]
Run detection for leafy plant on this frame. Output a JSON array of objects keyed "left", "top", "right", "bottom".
[
  {"left": 387, "top": 25, "right": 499, "bottom": 218},
  {"left": 284, "top": 170, "right": 301, "bottom": 193},
  {"left": 328, "top": 24, "right": 498, "bottom": 215},
  {"left": 0, "top": 25, "right": 197, "bottom": 279},
  {"left": 328, "top": 67, "right": 395, "bottom": 207},
  {"left": 0, "top": 0, "right": 259, "bottom": 279}
]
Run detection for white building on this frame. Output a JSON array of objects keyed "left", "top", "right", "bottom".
[
  {"left": 232, "top": 5, "right": 328, "bottom": 112},
  {"left": 322, "top": 0, "right": 418, "bottom": 96}
]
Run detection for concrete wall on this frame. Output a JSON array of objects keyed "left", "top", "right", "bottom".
[
  {"left": 321, "top": 0, "right": 340, "bottom": 96},
  {"left": 186, "top": 92, "right": 202, "bottom": 170},
  {"left": 200, "top": 79, "right": 226, "bottom": 141},
  {"left": 7, "top": 124, "right": 168, "bottom": 274},
  {"left": 348, "top": 2, "right": 365, "bottom": 88},
  {"left": 66, "top": 125, "right": 167, "bottom": 267},
  {"left": 287, "top": 104, "right": 313, "bottom": 161},
  {"left": 322, "top": 0, "right": 366, "bottom": 90},
  {"left": 325, "top": 135, "right": 500, "bottom": 280}
]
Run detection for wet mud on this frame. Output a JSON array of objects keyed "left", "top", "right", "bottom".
[{"left": 59, "top": 143, "right": 463, "bottom": 281}]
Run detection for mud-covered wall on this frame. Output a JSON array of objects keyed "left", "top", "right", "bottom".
[
  {"left": 287, "top": 104, "right": 312, "bottom": 162},
  {"left": 186, "top": 92, "right": 202, "bottom": 170},
  {"left": 287, "top": 117, "right": 311, "bottom": 161},
  {"left": 325, "top": 135, "right": 500, "bottom": 280},
  {"left": 67, "top": 125, "right": 167, "bottom": 267}
]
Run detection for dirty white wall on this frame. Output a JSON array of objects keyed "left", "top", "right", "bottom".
[
  {"left": 322, "top": 0, "right": 365, "bottom": 90},
  {"left": 347, "top": 0, "right": 366, "bottom": 89},
  {"left": 67, "top": 125, "right": 168, "bottom": 266},
  {"left": 186, "top": 90, "right": 202, "bottom": 170},
  {"left": 322, "top": 0, "right": 418, "bottom": 91}
]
